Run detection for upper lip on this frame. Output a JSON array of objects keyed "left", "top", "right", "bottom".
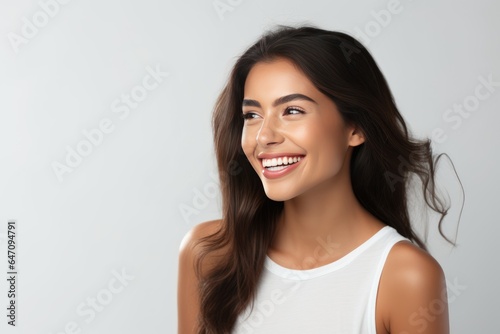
[{"left": 257, "top": 152, "right": 305, "bottom": 159}]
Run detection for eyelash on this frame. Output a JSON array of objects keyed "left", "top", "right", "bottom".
[
  {"left": 242, "top": 106, "right": 305, "bottom": 120},
  {"left": 285, "top": 107, "right": 305, "bottom": 115}
]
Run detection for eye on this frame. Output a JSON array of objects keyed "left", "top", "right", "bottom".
[
  {"left": 285, "top": 106, "right": 305, "bottom": 115},
  {"left": 241, "top": 112, "right": 259, "bottom": 120}
]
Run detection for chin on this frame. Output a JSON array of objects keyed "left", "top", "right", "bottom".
[
  {"left": 262, "top": 184, "right": 300, "bottom": 202},
  {"left": 264, "top": 193, "right": 291, "bottom": 202}
]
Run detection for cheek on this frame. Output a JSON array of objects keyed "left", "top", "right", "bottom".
[
  {"left": 295, "top": 120, "right": 348, "bottom": 165},
  {"left": 289, "top": 120, "right": 333, "bottom": 150},
  {"left": 241, "top": 127, "right": 255, "bottom": 158}
]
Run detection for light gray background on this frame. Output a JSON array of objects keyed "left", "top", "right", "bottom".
[{"left": 0, "top": 0, "right": 498, "bottom": 333}]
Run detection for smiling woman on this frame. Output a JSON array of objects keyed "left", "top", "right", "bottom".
[
  {"left": 241, "top": 59, "right": 364, "bottom": 201},
  {"left": 178, "top": 25, "right": 457, "bottom": 334}
]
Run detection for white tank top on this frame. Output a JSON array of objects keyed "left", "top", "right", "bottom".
[{"left": 232, "top": 225, "right": 411, "bottom": 334}]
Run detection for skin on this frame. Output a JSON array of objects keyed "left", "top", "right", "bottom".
[{"left": 178, "top": 58, "right": 449, "bottom": 334}]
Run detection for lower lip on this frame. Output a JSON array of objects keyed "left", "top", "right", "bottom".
[{"left": 261, "top": 157, "right": 304, "bottom": 179}]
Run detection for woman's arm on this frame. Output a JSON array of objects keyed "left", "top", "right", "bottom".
[
  {"left": 178, "top": 225, "right": 201, "bottom": 334},
  {"left": 381, "top": 241, "right": 450, "bottom": 334},
  {"left": 177, "top": 220, "right": 223, "bottom": 334}
]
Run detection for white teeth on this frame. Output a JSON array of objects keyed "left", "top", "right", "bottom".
[
  {"left": 262, "top": 156, "right": 303, "bottom": 167},
  {"left": 267, "top": 165, "right": 288, "bottom": 171}
]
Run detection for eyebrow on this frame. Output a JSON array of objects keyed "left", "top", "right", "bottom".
[{"left": 242, "top": 93, "right": 318, "bottom": 108}]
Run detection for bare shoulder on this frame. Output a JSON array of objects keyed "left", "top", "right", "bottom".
[
  {"left": 179, "top": 219, "right": 223, "bottom": 254},
  {"left": 378, "top": 240, "right": 449, "bottom": 333},
  {"left": 179, "top": 219, "right": 226, "bottom": 277},
  {"left": 177, "top": 219, "right": 223, "bottom": 334},
  {"left": 385, "top": 240, "right": 445, "bottom": 285}
]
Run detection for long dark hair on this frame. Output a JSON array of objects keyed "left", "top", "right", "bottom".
[{"left": 194, "top": 25, "right": 459, "bottom": 333}]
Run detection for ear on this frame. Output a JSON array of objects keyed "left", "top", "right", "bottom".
[{"left": 347, "top": 126, "right": 365, "bottom": 147}]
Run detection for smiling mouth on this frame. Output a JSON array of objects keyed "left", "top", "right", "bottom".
[{"left": 261, "top": 156, "right": 304, "bottom": 170}]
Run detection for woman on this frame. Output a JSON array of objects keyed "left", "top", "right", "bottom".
[{"left": 178, "top": 25, "right": 456, "bottom": 334}]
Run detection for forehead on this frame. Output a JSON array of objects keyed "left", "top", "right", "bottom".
[{"left": 244, "top": 58, "right": 318, "bottom": 97}]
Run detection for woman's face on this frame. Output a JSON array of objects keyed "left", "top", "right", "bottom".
[{"left": 241, "top": 58, "right": 364, "bottom": 201}]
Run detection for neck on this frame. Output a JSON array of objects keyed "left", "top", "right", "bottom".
[{"left": 270, "top": 166, "right": 384, "bottom": 264}]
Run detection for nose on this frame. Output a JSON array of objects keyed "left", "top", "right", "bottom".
[{"left": 256, "top": 116, "right": 284, "bottom": 147}]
